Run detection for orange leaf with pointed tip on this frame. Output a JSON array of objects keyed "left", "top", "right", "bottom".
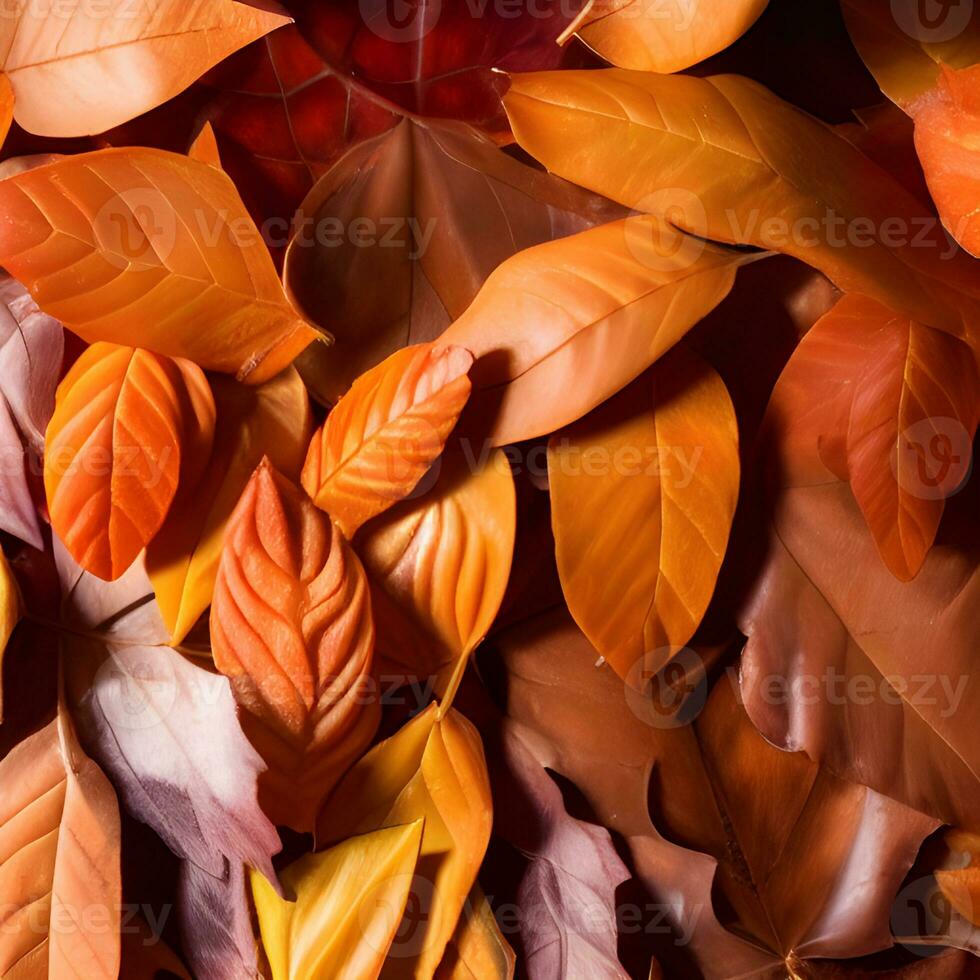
[
  {"left": 0, "top": 0, "right": 290, "bottom": 138},
  {"left": 188, "top": 122, "right": 223, "bottom": 169},
  {"left": 302, "top": 343, "right": 473, "bottom": 537},
  {"left": 211, "top": 460, "right": 378, "bottom": 832},
  {"left": 317, "top": 703, "right": 492, "bottom": 980},
  {"left": 767, "top": 294, "right": 980, "bottom": 580},
  {"left": 44, "top": 342, "right": 215, "bottom": 581},
  {"left": 434, "top": 886, "right": 516, "bottom": 980},
  {"left": 356, "top": 446, "right": 516, "bottom": 691},
  {"left": 563, "top": 0, "right": 768, "bottom": 73},
  {"left": 0, "top": 709, "right": 121, "bottom": 979},
  {"left": 548, "top": 346, "right": 739, "bottom": 684},
  {"left": 0, "top": 148, "right": 316, "bottom": 382}
]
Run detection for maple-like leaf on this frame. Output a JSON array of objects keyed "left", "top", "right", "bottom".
[
  {"left": 318, "top": 703, "right": 493, "bottom": 979},
  {"left": 562, "top": 0, "right": 769, "bottom": 73},
  {"left": 0, "top": 0, "right": 290, "bottom": 137},
  {"left": 355, "top": 445, "right": 516, "bottom": 689},
  {"left": 283, "top": 118, "right": 623, "bottom": 398},
  {"left": 0, "top": 148, "right": 317, "bottom": 381},
  {"left": 252, "top": 821, "right": 424, "bottom": 980},
  {"left": 502, "top": 68, "right": 980, "bottom": 348},
  {"left": 549, "top": 346, "right": 739, "bottom": 684},
  {"left": 302, "top": 343, "right": 474, "bottom": 537},
  {"left": 0, "top": 707, "right": 121, "bottom": 979},
  {"left": 211, "top": 460, "right": 379, "bottom": 832},
  {"left": 44, "top": 342, "right": 215, "bottom": 581},
  {"left": 443, "top": 214, "right": 749, "bottom": 445},
  {"left": 147, "top": 368, "right": 312, "bottom": 644}
]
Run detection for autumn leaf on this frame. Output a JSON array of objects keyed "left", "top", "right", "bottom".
[
  {"left": 43, "top": 342, "right": 214, "bottom": 581},
  {"left": 355, "top": 446, "right": 516, "bottom": 690},
  {"left": 252, "top": 821, "right": 424, "bottom": 980},
  {"left": 0, "top": 74, "right": 12, "bottom": 147},
  {"left": 937, "top": 831, "right": 980, "bottom": 928},
  {"left": 0, "top": 550, "right": 20, "bottom": 724},
  {"left": 0, "top": 148, "right": 317, "bottom": 381},
  {"left": 283, "top": 118, "right": 623, "bottom": 399},
  {"left": 442, "top": 214, "right": 749, "bottom": 445},
  {"left": 0, "top": 707, "right": 121, "bottom": 979},
  {"left": 302, "top": 343, "right": 474, "bottom": 537},
  {"left": 767, "top": 293, "right": 980, "bottom": 580},
  {"left": 502, "top": 68, "right": 980, "bottom": 347},
  {"left": 188, "top": 121, "right": 223, "bottom": 168},
  {"left": 211, "top": 460, "right": 379, "bottom": 832},
  {"left": 561, "top": 0, "right": 769, "bottom": 73},
  {"left": 549, "top": 346, "right": 739, "bottom": 684},
  {"left": 317, "top": 703, "right": 493, "bottom": 979},
  {"left": 0, "top": 0, "right": 289, "bottom": 137},
  {"left": 434, "top": 886, "right": 516, "bottom": 980},
  {"left": 147, "top": 368, "right": 312, "bottom": 644}
]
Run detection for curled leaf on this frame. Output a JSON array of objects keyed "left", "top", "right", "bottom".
[
  {"left": 302, "top": 343, "right": 474, "bottom": 537},
  {"left": 0, "top": 148, "right": 316, "bottom": 381},
  {"left": 211, "top": 461, "right": 379, "bottom": 832}
]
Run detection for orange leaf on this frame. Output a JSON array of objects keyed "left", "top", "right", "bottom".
[
  {"left": 435, "top": 886, "right": 516, "bottom": 980},
  {"left": 549, "top": 346, "right": 739, "bottom": 684},
  {"left": 188, "top": 122, "right": 223, "bottom": 169},
  {"left": 936, "top": 830, "right": 980, "bottom": 927},
  {"left": 0, "top": 0, "right": 290, "bottom": 137},
  {"left": 0, "top": 74, "right": 12, "bottom": 147},
  {"left": 767, "top": 294, "right": 980, "bottom": 580},
  {"left": 211, "top": 460, "right": 378, "bottom": 832},
  {"left": 44, "top": 343, "right": 215, "bottom": 581},
  {"left": 302, "top": 343, "right": 473, "bottom": 537},
  {"left": 356, "top": 446, "right": 516, "bottom": 691},
  {"left": 0, "top": 709, "right": 121, "bottom": 979},
  {"left": 0, "top": 148, "right": 316, "bottom": 382}
]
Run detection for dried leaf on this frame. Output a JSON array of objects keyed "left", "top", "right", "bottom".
[
  {"left": 252, "top": 821, "right": 424, "bottom": 980},
  {"left": 434, "top": 886, "right": 515, "bottom": 980},
  {"left": 502, "top": 69, "right": 980, "bottom": 346},
  {"left": 564, "top": 0, "right": 769, "bottom": 73},
  {"left": 442, "top": 215, "right": 747, "bottom": 445},
  {"left": 302, "top": 343, "right": 473, "bottom": 537},
  {"left": 0, "top": 148, "right": 316, "bottom": 381},
  {"left": 283, "top": 118, "right": 623, "bottom": 398},
  {"left": 1, "top": 0, "right": 289, "bottom": 137},
  {"left": 0, "top": 709, "right": 121, "bottom": 979},
  {"left": 356, "top": 446, "right": 516, "bottom": 689},
  {"left": 188, "top": 121, "right": 223, "bottom": 168},
  {"left": 549, "top": 346, "right": 739, "bottom": 683},
  {"left": 44, "top": 343, "right": 215, "bottom": 581},
  {"left": 211, "top": 460, "right": 379, "bottom": 832},
  {"left": 147, "top": 368, "right": 311, "bottom": 644},
  {"left": 317, "top": 703, "right": 493, "bottom": 979}
]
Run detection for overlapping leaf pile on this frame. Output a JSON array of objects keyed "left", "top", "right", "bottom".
[{"left": 0, "top": 0, "right": 979, "bottom": 978}]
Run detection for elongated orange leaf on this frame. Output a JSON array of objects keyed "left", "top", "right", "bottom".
[
  {"left": 0, "top": 148, "right": 316, "bottom": 382},
  {"left": 502, "top": 69, "right": 980, "bottom": 347},
  {"left": 442, "top": 215, "right": 747, "bottom": 445},
  {"left": 302, "top": 343, "right": 473, "bottom": 537},
  {"left": 549, "top": 346, "right": 739, "bottom": 684},
  {"left": 0, "top": 551, "right": 19, "bottom": 724},
  {"left": 317, "top": 703, "right": 493, "bottom": 979},
  {"left": 252, "top": 821, "right": 424, "bottom": 980},
  {"left": 767, "top": 294, "right": 980, "bottom": 580},
  {"left": 44, "top": 342, "right": 214, "bottom": 581},
  {"left": 0, "top": 709, "right": 121, "bottom": 979},
  {"left": 0, "top": 74, "right": 12, "bottom": 147},
  {"left": 147, "top": 368, "right": 311, "bottom": 644},
  {"left": 211, "top": 460, "right": 378, "bottom": 832},
  {"left": 563, "top": 0, "right": 769, "bottom": 73},
  {"left": 356, "top": 446, "right": 516, "bottom": 690},
  {"left": 434, "top": 886, "right": 516, "bottom": 980},
  {"left": 1, "top": 0, "right": 290, "bottom": 137}
]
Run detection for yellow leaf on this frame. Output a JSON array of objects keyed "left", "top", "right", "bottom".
[
  {"left": 1, "top": 0, "right": 289, "bottom": 137},
  {"left": 0, "top": 708, "right": 121, "bottom": 979},
  {"left": 563, "top": 0, "right": 768, "bottom": 73},
  {"left": 252, "top": 821, "right": 424, "bottom": 980},
  {"left": 317, "top": 704, "right": 493, "bottom": 979},
  {"left": 0, "top": 148, "right": 316, "bottom": 382},
  {"left": 434, "top": 886, "right": 515, "bottom": 980},
  {"left": 356, "top": 447, "right": 515, "bottom": 691},
  {"left": 0, "top": 551, "right": 20, "bottom": 724},
  {"left": 302, "top": 343, "right": 473, "bottom": 537},
  {"left": 502, "top": 69, "right": 980, "bottom": 347},
  {"left": 442, "top": 215, "right": 746, "bottom": 445},
  {"left": 147, "top": 368, "right": 312, "bottom": 644},
  {"left": 549, "top": 347, "right": 739, "bottom": 684},
  {"left": 44, "top": 343, "right": 215, "bottom": 581}
]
